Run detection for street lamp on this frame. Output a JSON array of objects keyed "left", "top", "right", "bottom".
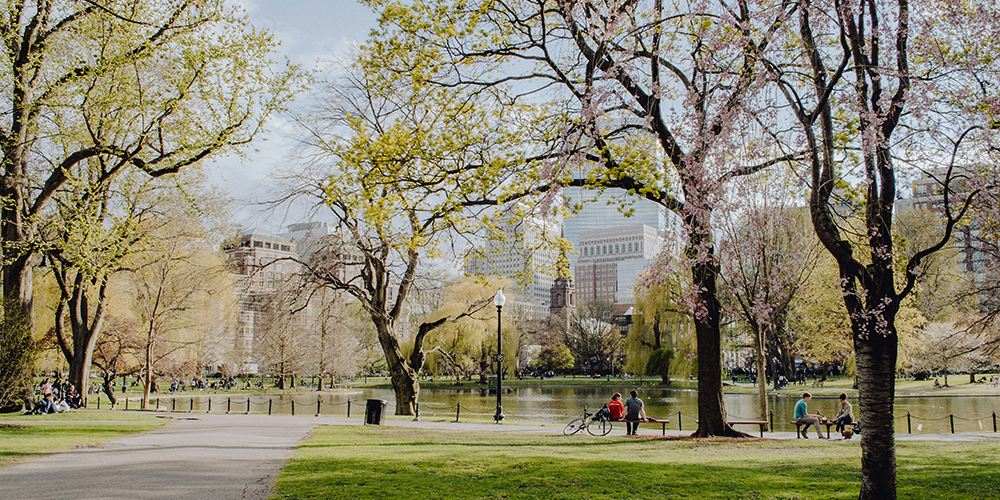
[{"left": 494, "top": 289, "right": 506, "bottom": 423}]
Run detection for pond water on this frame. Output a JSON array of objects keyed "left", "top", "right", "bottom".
[{"left": 238, "top": 385, "right": 1000, "bottom": 435}]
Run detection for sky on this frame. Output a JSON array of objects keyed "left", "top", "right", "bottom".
[{"left": 207, "top": 1, "right": 379, "bottom": 233}]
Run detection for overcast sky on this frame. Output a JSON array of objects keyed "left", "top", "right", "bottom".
[{"left": 208, "top": 1, "right": 379, "bottom": 233}]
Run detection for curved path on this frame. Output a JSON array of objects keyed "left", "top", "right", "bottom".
[
  {"left": 0, "top": 412, "right": 558, "bottom": 500},
  {"left": 1, "top": 411, "right": 997, "bottom": 500}
]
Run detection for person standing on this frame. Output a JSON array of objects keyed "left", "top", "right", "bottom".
[
  {"left": 834, "top": 393, "right": 854, "bottom": 435},
  {"left": 624, "top": 390, "right": 647, "bottom": 435},
  {"left": 794, "top": 392, "right": 826, "bottom": 439}
]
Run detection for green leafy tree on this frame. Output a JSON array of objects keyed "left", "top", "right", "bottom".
[
  {"left": 293, "top": 62, "right": 551, "bottom": 416},
  {"left": 1, "top": 0, "right": 300, "bottom": 397}
]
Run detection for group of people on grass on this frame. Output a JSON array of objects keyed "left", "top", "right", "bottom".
[
  {"left": 794, "top": 391, "right": 855, "bottom": 439},
  {"left": 25, "top": 377, "right": 83, "bottom": 415}
]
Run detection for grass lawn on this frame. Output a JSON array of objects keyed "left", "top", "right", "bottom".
[
  {"left": 271, "top": 426, "right": 1000, "bottom": 500},
  {"left": 0, "top": 411, "right": 164, "bottom": 468}
]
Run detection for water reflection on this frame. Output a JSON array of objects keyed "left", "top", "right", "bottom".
[{"left": 180, "top": 387, "right": 1000, "bottom": 434}]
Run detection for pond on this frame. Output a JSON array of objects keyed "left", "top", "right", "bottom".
[{"left": 248, "top": 385, "right": 1000, "bottom": 435}]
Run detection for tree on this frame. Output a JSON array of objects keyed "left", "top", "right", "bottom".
[
  {"left": 290, "top": 61, "right": 547, "bottom": 415},
  {"left": 561, "top": 300, "right": 621, "bottom": 373},
  {"left": 363, "top": 0, "right": 800, "bottom": 436},
  {"left": 766, "top": 1, "right": 1000, "bottom": 496},
  {"left": 719, "top": 171, "right": 816, "bottom": 422},
  {"left": 627, "top": 260, "right": 693, "bottom": 379},
  {"left": 127, "top": 216, "right": 234, "bottom": 409},
  {"left": 90, "top": 315, "right": 143, "bottom": 406},
  {"left": 0, "top": 0, "right": 299, "bottom": 395}
]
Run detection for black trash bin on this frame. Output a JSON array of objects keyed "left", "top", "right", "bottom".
[{"left": 365, "top": 398, "right": 387, "bottom": 425}]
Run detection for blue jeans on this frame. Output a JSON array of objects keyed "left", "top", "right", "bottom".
[
  {"left": 626, "top": 421, "right": 640, "bottom": 435},
  {"left": 836, "top": 415, "right": 852, "bottom": 432}
]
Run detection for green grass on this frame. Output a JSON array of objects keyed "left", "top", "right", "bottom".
[
  {"left": 0, "top": 412, "right": 164, "bottom": 467},
  {"left": 271, "top": 426, "right": 1000, "bottom": 500}
]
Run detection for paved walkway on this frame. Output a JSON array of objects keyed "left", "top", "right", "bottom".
[{"left": 1, "top": 411, "right": 997, "bottom": 500}]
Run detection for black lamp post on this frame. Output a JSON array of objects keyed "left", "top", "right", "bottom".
[{"left": 494, "top": 289, "right": 506, "bottom": 423}]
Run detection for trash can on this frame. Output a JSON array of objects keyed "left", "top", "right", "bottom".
[{"left": 365, "top": 398, "right": 387, "bottom": 425}]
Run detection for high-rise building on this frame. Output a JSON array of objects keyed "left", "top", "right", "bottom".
[
  {"left": 575, "top": 224, "right": 662, "bottom": 304},
  {"left": 222, "top": 229, "right": 300, "bottom": 359},
  {"left": 466, "top": 204, "right": 560, "bottom": 319},
  {"left": 562, "top": 186, "right": 667, "bottom": 270}
]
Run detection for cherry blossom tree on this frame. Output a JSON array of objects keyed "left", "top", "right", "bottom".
[
  {"left": 765, "top": 0, "right": 1000, "bottom": 497},
  {"left": 363, "top": 0, "right": 800, "bottom": 437}
]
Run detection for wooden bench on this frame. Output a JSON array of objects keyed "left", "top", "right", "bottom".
[
  {"left": 792, "top": 420, "right": 835, "bottom": 439},
  {"left": 696, "top": 420, "right": 770, "bottom": 437},
  {"left": 619, "top": 418, "right": 670, "bottom": 435}
]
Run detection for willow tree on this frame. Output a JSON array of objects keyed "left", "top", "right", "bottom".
[
  {"left": 0, "top": 0, "right": 299, "bottom": 395},
  {"left": 364, "top": 0, "right": 799, "bottom": 436}
]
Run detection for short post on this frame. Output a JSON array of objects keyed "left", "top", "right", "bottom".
[
  {"left": 291, "top": 399, "right": 295, "bottom": 416},
  {"left": 678, "top": 411, "right": 682, "bottom": 431},
  {"left": 769, "top": 410, "right": 773, "bottom": 432},
  {"left": 156, "top": 397, "right": 159, "bottom": 410},
  {"left": 268, "top": 398, "right": 272, "bottom": 415},
  {"left": 347, "top": 399, "right": 351, "bottom": 418},
  {"left": 97, "top": 395, "right": 100, "bottom": 410},
  {"left": 172, "top": 398, "right": 176, "bottom": 412},
  {"left": 208, "top": 398, "right": 212, "bottom": 413},
  {"left": 227, "top": 397, "right": 231, "bottom": 414},
  {"left": 950, "top": 414, "right": 955, "bottom": 434},
  {"left": 994, "top": 411, "right": 997, "bottom": 433},
  {"left": 456, "top": 402, "right": 461, "bottom": 423},
  {"left": 246, "top": 398, "right": 250, "bottom": 415},
  {"left": 907, "top": 412, "right": 912, "bottom": 434},
  {"left": 190, "top": 398, "right": 193, "bottom": 412},
  {"left": 317, "top": 397, "right": 321, "bottom": 416},
  {"left": 125, "top": 398, "right": 128, "bottom": 410}
]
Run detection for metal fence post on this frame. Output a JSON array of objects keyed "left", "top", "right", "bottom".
[
  {"left": 456, "top": 402, "right": 461, "bottom": 423},
  {"left": 994, "top": 411, "right": 997, "bottom": 433},
  {"left": 907, "top": 412, "right": 911, "bottom": 434},
  {"left": 208, "top": 398, "right": 211, "bottom": 413},
  {"left": 317, "top": 397, "right": 321, "bottom": 416},
  {"left": 678, "top": 411, "right": 682, "bottom": 431},
  {"left": 189, "top": 398, "right": 193, "bottom": 412},
  {"left": 291, "top": 399, "right": 295, "bottom": 416},
  {"left": 268, "top": 398, "right": 272, "bottom": 415},
  {"left": 950, "top": 414, "right": 955, "bottom": 434},
  {"left": 769, "top": 410, "right": 773, "bottom": 433},
  {"left": 347, "top": 399, "right": 351, "bottom": 418}
]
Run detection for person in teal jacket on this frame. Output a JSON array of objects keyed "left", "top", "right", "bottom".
[{"left": 794, "top": 392, "right": 825, "bottom": 439}]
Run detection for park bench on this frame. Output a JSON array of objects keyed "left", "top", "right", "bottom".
[
  {"left": 620, "top": 418, "right": 670, "bottom": 435},
  {"left": 791, "top": 419, "right": 836, "bottom": 439},
  {"left": 696, "top": 420, "right": 770, "bottom": 437}
]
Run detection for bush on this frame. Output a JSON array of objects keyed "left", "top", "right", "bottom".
[{"left": 0, "top": 299, "right": 35, "bottom": 408}]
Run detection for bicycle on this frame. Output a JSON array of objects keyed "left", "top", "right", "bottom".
[{"left": 563, "top": 406, "right": 613, "bottom": 436}]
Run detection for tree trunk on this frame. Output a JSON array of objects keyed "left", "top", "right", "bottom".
[
  {"left": 389, "top": 364, "right": 419, "bottom": 416},
  {"left": 690, "top": 259, "right": 746, "bottom": 438},
  {"left": 755, "top": 327, "right": 769, "bottom": 428},
  {"left": 102, "top": 377, "right": 117, "bottom": 406},
  {"left": 855, "top": 332, "right": 898, "bottom": 500}
]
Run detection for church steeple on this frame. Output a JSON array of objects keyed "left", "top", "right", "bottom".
[{"left": 549, "top": 237, "right": 575, "bottom": 322}]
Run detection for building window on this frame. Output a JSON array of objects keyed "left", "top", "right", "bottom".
[{"left": 253, "top": 241, "right": 262, "bottom": 248}]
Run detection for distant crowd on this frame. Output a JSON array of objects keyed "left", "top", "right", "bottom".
[{"left": 24, "top": 376, "right": 83, "bottom": 415}]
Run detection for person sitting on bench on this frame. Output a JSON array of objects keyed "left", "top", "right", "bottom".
[
  {"left": 794, "top": 392, "right": 826, "bottom": 439},
  {"left": 608, "top": 393, "right": 625, "bottom": 421},
  {"left": 625, "top": 390, "right": 647, "bottom": 435}
]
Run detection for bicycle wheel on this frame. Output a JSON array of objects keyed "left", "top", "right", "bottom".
[
  {"left": 587, "top": 418, "right": 612, "bottom": 436},
  {"left": 563, "top": 418, "right": 585, "bottom": 435}
]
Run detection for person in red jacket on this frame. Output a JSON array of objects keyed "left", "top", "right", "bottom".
[{"left": 608, "top": 392, "right": 625, "bottom": 420}]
